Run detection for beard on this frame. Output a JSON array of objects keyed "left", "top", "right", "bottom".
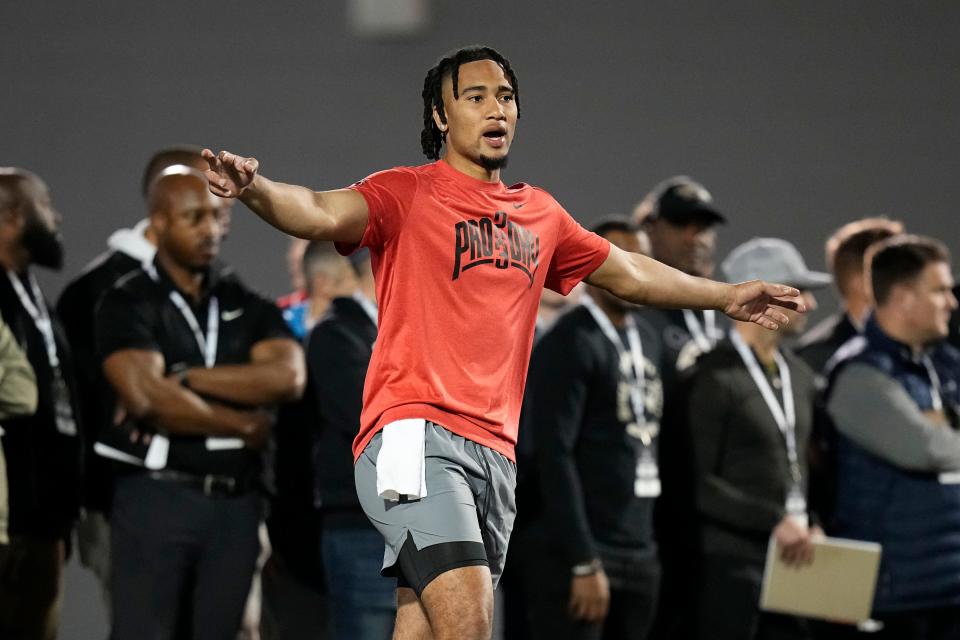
[
  {"left": 478, "top": 153, "right": 509, "bottom": 171},
  {"left": 21, "top": 216, "right": 64, "bottom": 271}
]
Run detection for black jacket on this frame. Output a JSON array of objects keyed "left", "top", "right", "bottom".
[
  {"left": 524, "top": 304, "right": 663, "bottom": 566},
  {"left": 307, "top": 296, "right": 377, "bottom": 512},
  {"left": 795, "top": 311, "right": 860, "bottom": 377},
  {"left": 56, "top": 250, "right": 141, "bottom": 512},
  {"left": 687, "top": 339, "right": 817, "bottom": 562},
  {"left": 0, "top": 270, "right": 83, "bottom": 539}
]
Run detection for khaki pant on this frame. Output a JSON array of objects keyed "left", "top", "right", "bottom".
[{"left": 0, "top": 537, "right": 65, "bottom": 640}]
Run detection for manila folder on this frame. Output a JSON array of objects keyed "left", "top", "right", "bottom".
[{"left": 760, "top": 536, "right": 881, "bottom": 623}]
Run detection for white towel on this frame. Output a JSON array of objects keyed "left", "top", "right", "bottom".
[{"left": 376, "top": 419, "right": 427, "bottom": 501}]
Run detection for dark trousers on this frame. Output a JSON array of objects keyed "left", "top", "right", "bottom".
[
  {"left": 0, "top": 537, "right": 64, "bottom": 640},
  {"left": 698, "top": 554, "right": 810, "bottom": 640},
  {"left": 110, "top": 474, "right": 261, "bottom": 640},
  {"left": 875, "top": 607, "right": 960, "bottom": 640},
  {"left": 321, "top": 523, "right": 395, "bottom": 640},
  {"left": 521, "top": 541, "right": 660, "bottom": 640}
]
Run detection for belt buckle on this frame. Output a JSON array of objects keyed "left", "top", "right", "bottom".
[{"left": 203, "top": 475, "right": 236, "bottom": 496}]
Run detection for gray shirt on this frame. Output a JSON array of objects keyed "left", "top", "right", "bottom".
[{"left": 827, "top": 362, "right": 960, "bottom": 472}]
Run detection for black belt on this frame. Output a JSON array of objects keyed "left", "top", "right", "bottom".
[{"left": 146, "top": 470, "right": 253, "bottom": 497}]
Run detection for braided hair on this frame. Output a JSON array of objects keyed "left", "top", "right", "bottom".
[{"left": 420, "top": 46, "right": 521, "bottom": 160}]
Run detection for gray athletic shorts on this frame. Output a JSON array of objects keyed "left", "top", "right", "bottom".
[{"left": 354, "top": 421, "right": 517, "bottom": 595}]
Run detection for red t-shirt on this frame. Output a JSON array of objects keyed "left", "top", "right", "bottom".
[{"left": 338, "top": 160, "right": 610, "bottom": 461}]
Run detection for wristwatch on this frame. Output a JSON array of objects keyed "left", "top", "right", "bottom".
[{"left": 571, "top": 558, "right": 603, "bottom": 577}]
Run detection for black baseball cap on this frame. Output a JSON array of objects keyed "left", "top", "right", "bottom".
[{"left": 648, "top": 176, "right": 727, "bottom": 225}]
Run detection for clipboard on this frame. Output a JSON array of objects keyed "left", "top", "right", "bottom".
[{"left": 760, "top": 535, "right": 881, "bottom": 624}]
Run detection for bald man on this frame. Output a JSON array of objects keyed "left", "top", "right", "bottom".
[
  {"left": 0, "top": 168, "right": 82, "bottom": 640},
  {"left": 57, "top": 146, "right": 223, "bottom": 615},
  {"left": 95, "top": 167, "right": 304, "bottom": 640}
]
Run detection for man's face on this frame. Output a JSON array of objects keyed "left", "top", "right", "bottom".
[
  {"left": 646, "top": 217, "right": 717, "bottom": 277},
  {"left": 591, "top": 229, "right": 645, "bottom": 312},
  {"left": 19, "top": 178, "right": 65, "bottom": 270},
  {"left": 435, "top": 60, "right": 518, "bottom": 172},
  {"left": 895, "top": 261, "right": 958, "bottom": 344},
  {"left": 154, "top": 178, "right": 230, "bottom": 272}
]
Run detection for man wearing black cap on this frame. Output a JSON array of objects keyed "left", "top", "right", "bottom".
[
  {"left": 634, "top": 176, "right": 727, "bottom": 640},
  {"left": 634, "top": 176, "right": 727, "bottom": 376}
]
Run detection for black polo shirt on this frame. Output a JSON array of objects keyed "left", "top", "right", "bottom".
[{"left": 95, "top": 259, "right": 292, "bottom": 479}]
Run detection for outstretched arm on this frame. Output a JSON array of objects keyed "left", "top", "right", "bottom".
[
  {"left": 202, "top": 149, "right": 368, "bottom": 243},
  {"left": 586, "top": 244, "right": 804, "bottom": 330}
]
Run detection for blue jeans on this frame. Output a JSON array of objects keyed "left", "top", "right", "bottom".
[{"left": 321, "top": 523, "right": 396, "bottom": 640}]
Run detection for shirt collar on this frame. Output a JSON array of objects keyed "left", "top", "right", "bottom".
[{"left": 148, "top": 257, "right": 221, "bottom": 302}]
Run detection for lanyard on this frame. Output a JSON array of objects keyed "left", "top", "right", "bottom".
[
  {"left": 353, "top": 291, "right": 378, "bottom": 327},
  {"left": 582, "top": 295, "right": 646, "bottom": 426},
  {"left": 144, "top": 263, "right": 219, "bottom": 367},
  {"left": 921, "top": 356, "right": 944, "bottom": 413},
  {"left": 729, "top": 329, "right": 801, "bottom": 484},
  {"left": 682, "top": 309, "right": 718, "bottom": 352},
  {"left": 6, "top": 270, "right": 59, "bottom": 369},
  {"left": 169, "top": 292, "right": 219, "bottom": 368}
]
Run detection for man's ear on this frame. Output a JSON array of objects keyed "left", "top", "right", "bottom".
[
  {"left": 149, "top": 209, "right": 167, "bottom": 235},
  {"left": 432, "top": 106, "right": 448, "bottom": 134}
]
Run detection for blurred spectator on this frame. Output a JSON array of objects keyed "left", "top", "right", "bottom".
[
  {"left": 827, "top": 236, "right": 960, "bottom": 640},
  {"left": 796, "top": 217, "right": 903, "bottom": 377},
  {"left": 262, "top": 242, "right": 357, "bottom": 639},
  {"left": 636, "top": 177, "right": 727, "bottom": 376},
  {"left": 0, "top": 314, "right": 39, "bottom": 543},
  {"left": 519, "top": 217, "right": 663, "bottom": 640},
  {"left": 635, "top": 176, "right": 727, "bottom": 640},
  {"left": 0, "top": 168, "right": 83, "bottom": 640},
  {"left": 279, "top": 237, "right": 310, "bottom": 339},
  {"left": 56, "top": 144, "right": 211, "bottom": 614},
  {"left": 689, "top": 238, "right": 829, "bottom": 640},
  {"left": 96, "top": 166, "right": 304, "bottom": 640},
  {"left": 504, "top": 272, "right": 583, "bottom": 639},
  {"left": 281, "top": 237, "right": 345, "bottom": 341},
  {"left": 304, "top": 246, "right": 395, "bottom": 638},
  {"left": 537, "top": 286, "right": 580, "bottom": 334}
]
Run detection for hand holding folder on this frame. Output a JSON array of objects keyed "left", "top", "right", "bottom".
[{"left": 760, "top": 535, "right": 882, "bottom": 624}]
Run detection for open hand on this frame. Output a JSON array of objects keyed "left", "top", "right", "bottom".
[
  {"left": 724, "top": 280, "right": 805, "bottom": 330},
  {"left": 202, "top": 148, "right": 259, "bottom": 198}
]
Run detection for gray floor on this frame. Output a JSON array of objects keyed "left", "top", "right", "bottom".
[
  {"left": 60, "top": 558, "right": 108, "bottom": 640},
  {"left": 59, "top": 554, "right": 507, "bottom": 640}
]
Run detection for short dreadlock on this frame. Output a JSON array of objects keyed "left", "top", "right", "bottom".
[{"left": 420, "top": 46, "right": 521, "bottom": 160}]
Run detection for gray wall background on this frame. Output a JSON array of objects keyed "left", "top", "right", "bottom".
[{"left": 3, "top": 1, "right": 960, "bottom": 638}]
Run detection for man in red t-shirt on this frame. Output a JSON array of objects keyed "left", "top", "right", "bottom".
[{"left": 204, "top": 45, "right": 803, "bottom": 640}]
